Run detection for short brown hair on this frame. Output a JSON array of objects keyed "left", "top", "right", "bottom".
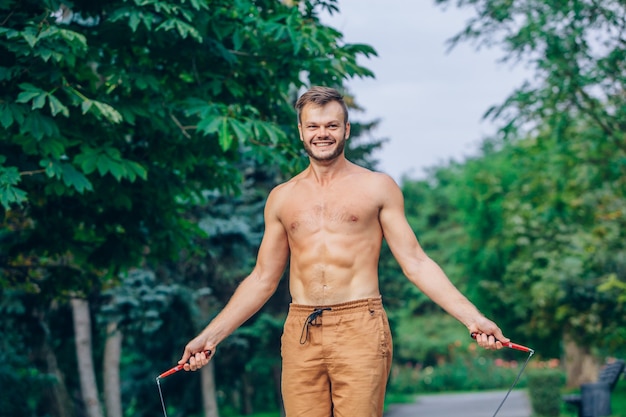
[{"left": 295, "top": 86, "right": 349, "bottom": 125}]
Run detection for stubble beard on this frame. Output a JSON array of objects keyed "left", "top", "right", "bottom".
[{"left": 303, "top": 137, "right": 346, "bottom": 162}]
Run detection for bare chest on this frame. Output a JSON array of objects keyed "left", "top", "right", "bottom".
[{"left": 281, "top": 187, "right": 380, "bottom": 234}]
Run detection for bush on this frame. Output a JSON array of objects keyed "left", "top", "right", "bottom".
[
  {"left": 388, "top": 355, "right": 528, "bottom": 393},
  {"left": 527, "top": 369, "right": 566, "bottom": 417}
]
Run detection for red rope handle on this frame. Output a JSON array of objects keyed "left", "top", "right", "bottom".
[
  {"left": 470, "top": 332, "right": 534, "bottom": 353},
  {"left": 156, "top": 350, "right": 212, "bottom": 380}
]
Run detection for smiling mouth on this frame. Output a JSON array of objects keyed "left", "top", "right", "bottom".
[{"left": 312, "top": 141, "right": 334, "bottom": 147}]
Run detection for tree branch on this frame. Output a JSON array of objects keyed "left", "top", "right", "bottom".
[
  {"left": 20, "top": 169, "right": 46, "bottom": 176},
  {"left": 169, "top": 113, "right": 192, "bottom": 139}
]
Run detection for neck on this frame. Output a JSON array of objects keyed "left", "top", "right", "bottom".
[{"left": 307, "top": 156, "right": 351, "bottom": 185}]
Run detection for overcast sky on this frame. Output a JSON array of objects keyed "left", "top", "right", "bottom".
[{"left": 321, "top": 1, "right": 530, "bottom": 182}]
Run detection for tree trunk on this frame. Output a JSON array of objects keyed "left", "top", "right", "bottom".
[
  {"left": 563, "top": 331, "right": 599, "bottom": 388},
  {"left": 103, "top": 321, "right": 123, "bottom": 417},
  {"left": 242, "top": 372, "right": 253, "bottom": 415},
  {"left": 201, "top": 361, "right": 220, "bottom": 417},
  {"left": 71, "top": 297, "right": 104, "bottom": 417},
  {"left": 39, "top": 320, "right": 75, "bottom": 417},
  {"left": 273, "top": 364, "right": 285, "bottom": 417},
  {"left": 198, "top": 297, "right": 220, "bottom": 417}
]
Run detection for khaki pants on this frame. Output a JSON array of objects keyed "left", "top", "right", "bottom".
[{"left": 281, "top": 297, "right": 393, "bottom": 417}]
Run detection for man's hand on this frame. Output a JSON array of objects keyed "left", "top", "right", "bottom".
[
  {"left": 178, "top": 334, "right": 215, "bottom": 371},
  {"left": 468, "top": 316, "right": 509, "bottom": 350}
]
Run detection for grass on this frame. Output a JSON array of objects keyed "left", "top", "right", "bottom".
[{"left": 384, "top": 392, "right": 418, "bottom": 406}]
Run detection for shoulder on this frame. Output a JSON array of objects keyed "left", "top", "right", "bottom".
[
  {"left": 353, "top": 167, "right": 400, "bottom": 192},
  {"left": 268, "top": 173, "right": 304, "bottom": 199},
  {"left": 265, "top": 174, "right": 303, "bottom": 214},
  {"left": 362, "top": 170, "right": 405, "bottom": 209},
  {"left": 344, "top": 167, "right": 403, "bottom": 209},
  {"left": 369, "top": 170, "right": 399, "bottom": 187}
]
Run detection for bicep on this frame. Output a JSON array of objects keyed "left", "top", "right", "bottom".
[
  {"left": 253, "top": 194, "right": 290, "bottom": 282},
  {"left": 378, "top": 178, "right": 427, "bottom": 265}
]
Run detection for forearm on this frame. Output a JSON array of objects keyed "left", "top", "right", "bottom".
[
  {"left": 199, "top": 273, "right": 278, "bottom": 346},
  {"left": 405, "top": 257, "right": 483, "bottom": 328}
]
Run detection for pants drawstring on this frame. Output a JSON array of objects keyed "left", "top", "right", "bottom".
[{"left": 299, "top": 307, "right": 332, "bottom": 344}]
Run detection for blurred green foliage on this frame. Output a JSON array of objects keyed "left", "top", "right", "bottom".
[{"left": 528, "top": 369, "right": 566, "bottom": 417}]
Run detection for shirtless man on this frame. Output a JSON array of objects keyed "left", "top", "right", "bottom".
[{"left": 178, "top": 86, "right": 508, "bottom": 417}]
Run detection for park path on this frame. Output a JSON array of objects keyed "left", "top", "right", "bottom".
[{"left": 384, "top": 390, "right": 531, "bottom": 417}]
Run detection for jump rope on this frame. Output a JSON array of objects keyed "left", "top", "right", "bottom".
[
  {"left": 156, "top": 350, "right": 211, "bottom": 417},
  {"left": 155, "top": 335, "right": 534, "bottom": 417},
  {"left": 471, "top": 332, "right": 535, "bottom": 417}
]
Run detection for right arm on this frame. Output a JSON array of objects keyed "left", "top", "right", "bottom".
[{"left": 178, "top": 188, "right": 289, "bottom": 370}]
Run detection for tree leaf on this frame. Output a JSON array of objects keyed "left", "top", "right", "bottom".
[
  {"left": 0, "top": 103, "right": 13, "bottom": 128},
  {"left": 48, "top": 94, "right": 70, "bottom": 117},
  {"left": 197, "top": 115, "right": 224, "bottom": 135},
  {"left": 0, "top": 166, "right": 27, "bottom": 209},
  {"left": 0, "top": 184, "right": 28, "bottom": 208},
  {"left": 228, "top": 118, "right": 249, "bottom": 143},
  {"left": 218, "top": 117, "right": 233, "bottom": 150},
  {"left": 32, "top": 93, "right": 46, "bottom": 110},
  {"left": 75, "top": 148, "right": 99, "bottom": 174},
  {"left": 61, "top": 163, "right": 94, "bottom": 193},
  {"left": 93, "top": 101, "right": 123, "bottom": 124},
  {"left": 21, "top": 112, "right": 59, "bottom": 140}
]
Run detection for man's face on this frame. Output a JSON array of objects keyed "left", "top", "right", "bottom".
[{"left": 298, "top": 101, "right": 350, "bottom": 162}]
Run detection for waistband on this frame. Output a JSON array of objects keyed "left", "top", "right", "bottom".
[{"left": 288, "top": 296, "right": 383, "bottom": 315}]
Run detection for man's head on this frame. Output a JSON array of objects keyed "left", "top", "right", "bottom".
[
  {"left": 295, "top": 86, "right": 349, "bottom": 126},
  {"left": 296, "top": 86, "right": 351, "bottom": 162}
]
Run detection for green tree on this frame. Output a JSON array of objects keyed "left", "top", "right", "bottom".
[
  {"left": 434, "top": 0, "right": 626, "bottom": 385},
  {"left": 436, "top": 0, "right": 626, "bottom": 147},
  {"left": 0, "top": 0, "right": 378, "bottom": 415},
  {"left": 1, "top": 0, "right": 376, "bottom": 276},
  {"left": 397, "top": 123, "right": 626, "bottom": 386}
]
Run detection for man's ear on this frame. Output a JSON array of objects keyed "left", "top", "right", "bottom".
[{"left": 345, "top": 121, "right": 351, "bottom": 139}]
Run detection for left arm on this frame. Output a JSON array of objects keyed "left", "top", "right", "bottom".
[{"left": 377, "top": 174, "right": 508, "bottom": 349}]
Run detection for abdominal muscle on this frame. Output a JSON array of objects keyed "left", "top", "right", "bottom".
[
  {"left": 287, "top": 230, "right": 383, "bottom": 305},
  {"left": 276, "top": 167, "right": 388, "bottom": 306}
]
